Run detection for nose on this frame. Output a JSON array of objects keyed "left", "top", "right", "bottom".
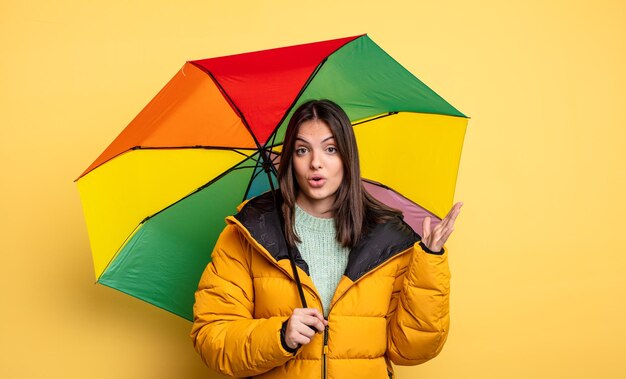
[{"left": 310, "top": 149, "right": 322, "bottom": 169}]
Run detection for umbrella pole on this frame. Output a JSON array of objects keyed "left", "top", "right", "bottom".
[
  {"left": 285, "top": 246, "right": 308, "bottom": 309},
  {"left": 260, "top": 149, "right": 308, "bottom": 309}
]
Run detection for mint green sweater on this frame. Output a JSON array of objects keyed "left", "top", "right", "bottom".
[{"left": 294, "top": 205, "right": 350, "bottom": 317}]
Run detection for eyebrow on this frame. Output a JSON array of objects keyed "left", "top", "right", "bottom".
[{"left": 295, "top": 135, "right": 336, "bottom": 144}]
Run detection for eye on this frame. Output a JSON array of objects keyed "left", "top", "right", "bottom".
[
  {"left": 295, "top": 147, "right": 308, "bottom": 156},
  {"left": 326, "top": 146, "right": 338, "bottom": 154}
]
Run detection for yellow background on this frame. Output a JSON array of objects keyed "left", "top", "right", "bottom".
[{"left": 2, "top": 0, "right": 625, "bottom": 378}]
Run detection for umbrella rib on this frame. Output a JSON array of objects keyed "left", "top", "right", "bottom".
[
  {"left": 270, "top": 152, "right": 281, "bottom": 164},
  {"left": 188, "top": 62, "right": 263, "bottom": 151},
  {"left": 93, "top": 156, "right": 253, "bottom": 282},
  {"left": 187, "top": 62, "right": 281, "bottom": 203},
  {"left": 96, "top": 222, "right": 142, "bottom": 282},
  {"left": 97, "top": 155, "right": 257, "bottom": 285},
  {"left": 351, "top": 111, "right": 468, "bottom": 127},
  {"left": 143, "top": 155, "right": 254, "bottom": 221},
  {"left": 241, "top": 159, "right": 278, "bottom": 202},
  {"left": 265, "top": 35, "right": 359, "bottom": 144},
  {"left": 244, "top": 154, "right": 263, "bottom": 165},
  {"left": 352, "top": 112, "right": 398, "bottom": 126},
  {"left": 76, "top": 146, "right": 254, "bottom": 182},
  {"left": 230, "top": 165, "right": 258, "bottom": 171},
  {"left": 132, "top": 146, "right": 254, "bottom": 155},
  {"left": 264, "top": 123, "right": 281, "bottom": 183},
  {"left": 250, "top": 165, "right": 267, "bottom": 181},
  {"left": 262, "top": 110, "right": 404, "bottom": 147},
  {"left": 264, "top": 58, "right": 327, "bottom": 147},
  {"left": 100, "top": 155, "right": 256, "bottom": 276},
  {"left": 242, "top": 155, "right": 262, "bottom": 201}
]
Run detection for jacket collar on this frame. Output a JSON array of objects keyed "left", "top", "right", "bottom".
[{"left": 233, "top": 191, "right": 419, "bottom": 282}]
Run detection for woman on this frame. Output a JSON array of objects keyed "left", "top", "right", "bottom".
[{"left": 191, "top": 99, "right": 462, "bottom": 378}]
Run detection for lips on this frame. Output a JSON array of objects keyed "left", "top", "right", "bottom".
[{"left": 307, "top": 175, "right": 326, "bottom": 188}]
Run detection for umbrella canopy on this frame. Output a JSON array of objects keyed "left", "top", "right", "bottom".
[{"left": 76, "top": 34, "right": 468, "bottom": 320}]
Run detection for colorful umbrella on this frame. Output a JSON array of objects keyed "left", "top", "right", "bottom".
[{"left": 76, "top": 34, "right": 468, "bottom": 321}]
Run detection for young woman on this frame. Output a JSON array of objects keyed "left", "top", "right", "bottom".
[{"left": 191, "top": 99, "right": 462, "bottom": 378}]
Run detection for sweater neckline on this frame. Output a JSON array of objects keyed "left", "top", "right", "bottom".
[{"left": 295, "top": 204, "right": 336, "bottom": 233}]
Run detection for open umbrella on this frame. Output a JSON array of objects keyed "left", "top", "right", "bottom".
[{"left": 76, "top": 34, "right": 468, "bottom": 321}]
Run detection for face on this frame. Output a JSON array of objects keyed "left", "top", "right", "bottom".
[{"left": 292, "top": 119, "right": 344, "bottom": 217}]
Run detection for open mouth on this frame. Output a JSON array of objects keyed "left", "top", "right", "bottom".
[{"left": 308, "top": 176, "right": 326, "bottom": 187}]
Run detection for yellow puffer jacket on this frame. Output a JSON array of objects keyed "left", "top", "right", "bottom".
[{"left": 191, "top": 193, "right": 450, "bottom": 378}]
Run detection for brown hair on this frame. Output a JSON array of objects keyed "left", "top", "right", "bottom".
[{"left": 277, "top": 99, "right": 400, "bottom": 248}]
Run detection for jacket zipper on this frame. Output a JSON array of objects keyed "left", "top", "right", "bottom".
[
  {"left": 322, "top": 323, "right": 329, "bottom": 379},
  {"left": 318, "top": 249, "right": 411, "bottom": 379}
]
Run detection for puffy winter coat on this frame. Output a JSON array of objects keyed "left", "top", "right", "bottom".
[{"left": 191, "top": 192, "right": 450, "bottom": 378}]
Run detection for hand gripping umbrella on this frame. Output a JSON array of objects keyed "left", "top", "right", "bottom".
[{"left": 76, "top": 34, "right": 468, "bottom": 320}]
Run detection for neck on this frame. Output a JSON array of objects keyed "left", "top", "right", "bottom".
[{"left": 295, "top": 195, "right": 334, "bottom": 218}]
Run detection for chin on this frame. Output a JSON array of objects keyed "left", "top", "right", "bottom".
[{"left": 298, "top": 190, "right": 336, "bottom": 206}]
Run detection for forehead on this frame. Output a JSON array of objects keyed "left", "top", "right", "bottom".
[{"left": 296, "top": 119, "right": 334, "bottom": 140}]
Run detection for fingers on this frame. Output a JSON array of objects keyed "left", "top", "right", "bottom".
[
  {"left": 422, "top": 216, "right": 431, "bottom": 240},
  {"left": 285, "top": 308, "right": 328, "bottom": 348},
  {"left": 301, "top": 315, "right": 325, "bottom": 334},
  {"left": 429, "top": 224, "right": 445, "bottom": 252},
  {"left": 447, "top": 202, "right": 463, "bottom": 226},
  {"left": 421, "top": 202, "right": 463, "bottom": 252},
  {"left": 434, "top": 225, "right": 455, "bottom": 251},
  {"left": 295, "top": 308, "right": 327, "bottom": 330},
  {"left": 435, "top": 202, "right": 463, "bottom": 234},
  {"left": 440, "top": 226, "right": 455, "bottom": 245},
  {"left": 301, "top": 307, "right": 325, "bottom": 321},
  {"left": 439, "top": 202, "right": 463, "bottom": 230}
]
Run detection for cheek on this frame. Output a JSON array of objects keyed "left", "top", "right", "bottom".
[
  {"left": 293, "top": 159, "right": 306, "bottom": 180},
  {"left": 332, "top": 160, "right": 344, "bottom": 181}
]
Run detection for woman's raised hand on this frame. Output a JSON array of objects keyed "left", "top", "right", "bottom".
[
  {"left": 422, "top": 202, "right": 463, "bottom": 253},
  {"left": 284, "top": 308, "right": 328, "bottom": 350}
]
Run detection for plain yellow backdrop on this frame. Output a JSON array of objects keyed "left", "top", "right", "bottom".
[{"left": 2, "top": 0, "right": 625, "bottom": 378}]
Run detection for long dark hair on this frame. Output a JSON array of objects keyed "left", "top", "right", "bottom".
[{"left": 277, "top": 99, "right": 401, "bottom": 248}]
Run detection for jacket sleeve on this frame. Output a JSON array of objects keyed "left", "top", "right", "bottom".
[
  {"left": 385, "top": 242, "right": 451, "bottom": 365},
  {"left": 190, "top": 224, "right": 294, "bottom": 377}
]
